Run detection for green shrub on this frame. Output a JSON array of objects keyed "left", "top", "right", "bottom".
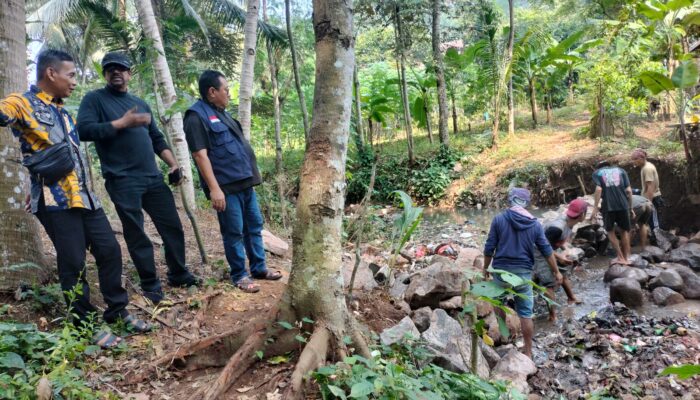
[
  {"left": 409, "top": 164, "right": 452, "bottom": 205},
  {"left": 312, "top": 339, "right": 509, "bottom": 400},
  {"left": 498, "top": 163, "right": 549, "bottom": 188}
]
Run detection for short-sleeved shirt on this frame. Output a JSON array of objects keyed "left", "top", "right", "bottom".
[
  {"left": 592, "top": 167, "right": 631, "bottom": 212},
  {"left": 641, "top": 161, "right": 661, "bottom": 197},
  {"left": 534, "top": 217, "right": 572, "bottom": 264}
]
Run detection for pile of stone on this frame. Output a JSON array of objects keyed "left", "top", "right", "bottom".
[{"left": 606, "top": 235, "right": 700, "bottom": 308}]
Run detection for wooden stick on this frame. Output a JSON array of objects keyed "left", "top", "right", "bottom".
[{"left": 131, "top": 302, "right": 193, "bottom": 340}]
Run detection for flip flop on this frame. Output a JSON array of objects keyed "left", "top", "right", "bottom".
[
  {"left": 252, "top": 270, "right": 283, "bottom": 281},
  {"left": 93, "top": 330, "right": 123, "bottom": 349},
  {"left": 123, "top": 314, "right": 152, "bottom": 333},
  {"left": 235, "top": 277, "right": 260, "bottom": 293}
]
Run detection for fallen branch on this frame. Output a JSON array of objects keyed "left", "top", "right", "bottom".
[
  {"left": 399, "top": 250, "right": 414, "bottom": 262},
  {"left": 284, "top": 326, "right": 330, "bottom": 399},
  {"left": 198, "top": 325, "right": 268, "bottom": 400},
  {"left": 130, "top": 302, "right": 194, "bottom": 341}
]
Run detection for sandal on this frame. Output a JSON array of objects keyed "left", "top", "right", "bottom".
[
  {"left": 93, "top": 330, "right": 123, "bottom": 349},
  {"left": 124, "top": 314, "right": 152, "bottom": 333},
  {"left": 235, "top": 277, "right": 260, "bottom": 293},
  {"left": 252, "top": 270, "right": 283, "bottom": 281}
]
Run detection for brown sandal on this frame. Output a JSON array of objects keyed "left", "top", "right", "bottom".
[
  {"left": 235, "top": 277, "right": 260, "bottom": 293},
  {"left": 253, "top": 270, "right": 282, "bottom": 281}
]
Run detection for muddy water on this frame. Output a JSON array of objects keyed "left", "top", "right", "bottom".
[{"left": 420, "top": 207, "right": 700, "bottom": 330}]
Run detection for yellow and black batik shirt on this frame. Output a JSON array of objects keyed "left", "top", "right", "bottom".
[{"left": 0, "top": 85, "right": 100, "bottom": 213}]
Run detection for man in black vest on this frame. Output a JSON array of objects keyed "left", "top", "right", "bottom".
[
  {"left": 184, "top": 70, "right": 281, "bottom": 293},
  {"left": 78, "top": 52, "right": 199, "bottom": 303}
]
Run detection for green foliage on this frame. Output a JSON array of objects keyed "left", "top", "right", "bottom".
[
  {"left": 312, "top": 340, "right": 508, "bottom": 399},
  {"left": 498, "top": 162, "right": 549, "bottom": 188},
  {"left": 409, "top": 164, "right": 451, "bottom": 205},
  {"left": 659, "top": 364, "right": 700, "bottom": 380},
  {"left": 0, "top": 321, "right": 103, "bottom": 399},
  {"left": 389, "top": 191, "right": 423, "bottom": 259}
]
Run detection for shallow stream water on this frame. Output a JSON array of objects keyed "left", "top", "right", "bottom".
[{"left": 419, "top": 207, "right": 700, "bottom": 330}]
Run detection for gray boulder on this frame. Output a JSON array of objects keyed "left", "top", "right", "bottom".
[
  {"left": 490, "top": 349, "right": 537, "bottom": 394},
  {"left": 609, "top": 278, "right": 644, "bottom": 307},
  {"left": 389, "top": 272, "right": 411, "bottom": 299},
  {"left": 380, "top": 316, "right": 420, "bottom": 346},
  {"left": 655, "top": 230, "right": 678, "bottom": 252},
  {"left": 404, "top": 261, "right": 469, "bottom": 308},
  {"left": 479, "top": 340, "right": 501, "bottom": 369},
  {"left": 604, "top": 265, "right": 627, "bottom": 283},
  {"left": 438, "top": 296, "right": 463, "bottom": 310},
  {"left": 668, "top": 243, "right": 700, "bottom": 271},
  {"left": 421, "top": 309, "right": 490, "bottom": 378},
  {"left": 648, "top": 270, "right": 684, "bottom": 292},
  {"left": 663, "top": 263, "right": 700, "bottom": 299},
  {"left": 644, "top": 266, "right": 664, "bottom": 279},
  {"left": 411, "top": 307, "right": 432, "bottom": 333},
  {"left": 619, "top": 268, "right": 649, "bottom": 285},
  {"left": 627, "top": 254, "right": 649, "bottom": 269},
  {"left": 651, "top": 287, "right": 685, "bottom": 306},
  {"left": 640, "top": 246, "right": 666, "bottom": 263},
  {"left": 342, "top": 256, "right": 378, "bottom": 292}
]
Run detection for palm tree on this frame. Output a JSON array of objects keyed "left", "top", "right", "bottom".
[
  {"left": 238, "top": 0, "right": 259, "bottom": 141},
  {"left": 0, "top": 0, "right": 48, "bottom": 291}
]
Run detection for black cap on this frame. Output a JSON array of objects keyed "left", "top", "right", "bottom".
[{"left": 101, "top": 52, "right": 132, "bottom": 70}]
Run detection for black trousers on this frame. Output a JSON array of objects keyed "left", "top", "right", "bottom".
[
  {"left": 105, "top": 175, "right": 192, "bottom": 294},
  {"left": 36, "top": 204, "right": 128, "bottom": 324},
  {"left": 652, "top": 195, "right": 665, "bottom": 230}
]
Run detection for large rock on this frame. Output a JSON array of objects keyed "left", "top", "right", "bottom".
[
  {"left": 411, "top": 307, "right": 432, "bottom": 333},
  {"left": 262, "top": 229, "right": 289, "bottom": 256},
  {"left": 456, "top": 247, "right": 482, "bottom": 272},
  {"left": 640, "top": 246, "right": 666, "bottom": 263},
  {"left": 627, "top": 254, "right": 649, "bottom": 269},
  {"left": 609, "top": 278, "right": 644, "bottom": 307},
  {"left": 655, "top": 230, "right": 677, "bottom": 252},
  {"left": 604, "top": 265, "right": 628, "bottom": 283},
  {"left": 421, "top": 309, "right": 490, "bottom": 378},
  {"left": 668, "top": 243, "right": 700, "bottom": 271},
  {"left": 342, "top": 255, "right": 378, "bottom": 292},
  {"left": 438, "top": 296, "right": 463, "bottom": 310},
  {"left": 689, "top": 231, "right": 700, "bottom": 245},
  {"left": 619, "top": 268, "right": 649, "bottom": 285},
  {"left": 479, "top": 340, "right": 501, "bottom": 369},
  {"left": 389, "top": 272, "right": 410, "bottom": 299},
  {"left": 562, "top": 247, "right": 585, "bottom": 263},
  {"left": 404, "top": 261, "right": 469, "bottom": 308},
  {"left": 648, "top": 270, "right": 684, "bottom": 292},
  {"left": 662, "top": 263, "right": 700, "bottom": 299},
  {"left": 651, "top": 287, "right": 685, "bottom": 306},
  {"left": 380, "top": 316, "right": 420, "bottom": 346},
  {"left": 490, "top": 349, "right": 537, "bottom": 394}
]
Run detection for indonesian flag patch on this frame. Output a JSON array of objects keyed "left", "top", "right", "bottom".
[{"left": 209, "top": 115, "right": 221, "bottom": 123}]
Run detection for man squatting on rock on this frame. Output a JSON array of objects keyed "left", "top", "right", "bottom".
[
  {"left": 483, "top": 187, "right": 563, "bottom": 359},
  {"left": 533, "top": 198, "right": 587, "bottom": 322}
]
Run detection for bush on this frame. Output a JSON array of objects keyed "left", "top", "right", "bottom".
[
  {"left": 498, "top": 162, "right": 550, "bottom": 188},
  {"left": 409, "top": 164, "right": 451, "bottom": 205},
  {"left": 312, "top": 339, "right": 509, "bottom": 399}
]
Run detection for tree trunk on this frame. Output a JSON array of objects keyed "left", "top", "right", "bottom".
[
  {"left": 395, "top": 6, "right": 414, "bottom": 164},
  {"left": 367, "top": 117, "right": 374, "bottom": 147},
  {"left": 134, "top": 0, "right": 195, "bottom": 207},
  {"left": 432, "top": 0, "right": 449, "bottom": 147},
  {"left": 567, "top": 69, "right": 575, "bottom": 104},
  {"left": 285, "top": 0, "right": 310, "bottom": 143},
  {"left": 0, "top": 0, "right": 48, "bottom": 291},
  {"left": 451, "top": 91, "right": 458, "bottom": 134},
  {"left": 239, "top": 0, "right": 259, "bottom": 141},
  {"left": 528, "top": 77, "right": 538, "bottom": 128},
  {"left": 353, "top": 65, "right": 365, "bottom": 151},
  {"left": 546, "top": 91, "right": 552, "bottom": 124},
  {"left": 423, "top": 94, "right": 434, "bottom": 144},
  {"left": 506, "top": 0, "right": 515, "bottom": 136}
]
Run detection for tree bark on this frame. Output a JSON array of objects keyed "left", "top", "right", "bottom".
[
  {"left": 394, "top": 6, "right": 415, "bottom": 164},
  {"left": 285, "top": 0, "right": 310, "bottom": 143},
  {"left": 0, "top": 0, "right": 48, "bottom": 291},
  {"left": 506, "top": 0, "right": 515, "bottom": 136},
  {"left": 432, "top": 0, "right": 449, "bottom": 147},
  {"left": 528, "top": 77, "right": 538, "bottom": 128},
  {"left": 134, "top": 0, "right": 196, "bottom": 207},
  {"left": 277, "top": 5, "right": 363, "bottom": 387},
  {"left": 451, "top": 91, "right": 458, "bottom": 134},
  {"left": 353, "top": 65, "right": 365, "bottom": 151},
  {"left": 546, "top": 91, "right": 552, "bottom": 124},
  {"left": 239, "top": 0, "right": 259, "bottom": 141},
  {"left": 423, "top": 93, "right": 434, "bottom": 144}
]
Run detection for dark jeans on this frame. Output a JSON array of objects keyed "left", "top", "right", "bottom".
[
  {"left": 105, "top": 175, "right": 193, "bottom": 295},
  {"left": 217, "top": 187, "right": 267, "bottom": 284},
  {"left": 36, "top": 204, "right": 128, "bottom": 324},
  {"left": 652, "top": 195, "right": 665, "bottom": 230}
]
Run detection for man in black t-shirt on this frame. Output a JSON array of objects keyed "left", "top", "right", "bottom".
[{"left": 590, "top": 161, "right": 634, "bottom": 265}]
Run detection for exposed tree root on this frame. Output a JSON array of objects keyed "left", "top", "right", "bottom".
[
  {"left": 284, "top": 326, "right": 331, "bottom": 399},
  {"left": 349, "top": 318, "right": 372, "bottom": 359},
  {"left": 198, "top": 325, "right": 268, "bottom": 400}
]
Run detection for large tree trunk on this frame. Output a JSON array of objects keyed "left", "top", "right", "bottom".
[
  {"left": 0, "top": 0, "right": 48, "bottom": 291},
  {"left": 394, "top": 6, "right": 415, "bottom": 164},
  {"left": 528, "top": 77, "right": 538, "bottom": 128},
  {"left": 432, "top": 0, "right": 449, "bottom": 147},
  {"left": 285, "top": 0, "right": 310, "bottom": 143},
  {"left": 134, "top": 0, "right": 195, "bottom": 207},
  {"left": 506, "top": 0, "right": 515, "bottom": 136},
  {"left": 239, "top": 0, "right": 259, "bottom": 141}
]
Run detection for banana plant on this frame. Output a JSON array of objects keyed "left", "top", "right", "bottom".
[
  {"left": 408, "top": 69, "right": 437, "bottom": 143},
  {"left": 387, "top": 190, "right": 423, "bottom": 280}
]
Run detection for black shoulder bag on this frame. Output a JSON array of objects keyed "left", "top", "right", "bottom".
[{"left": 22, "top": 132, "right": 75, "bottom": 185}]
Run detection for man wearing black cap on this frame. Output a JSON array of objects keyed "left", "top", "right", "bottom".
[{"left": 77, "top": 52, "right": 198, "bottom": 303}]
